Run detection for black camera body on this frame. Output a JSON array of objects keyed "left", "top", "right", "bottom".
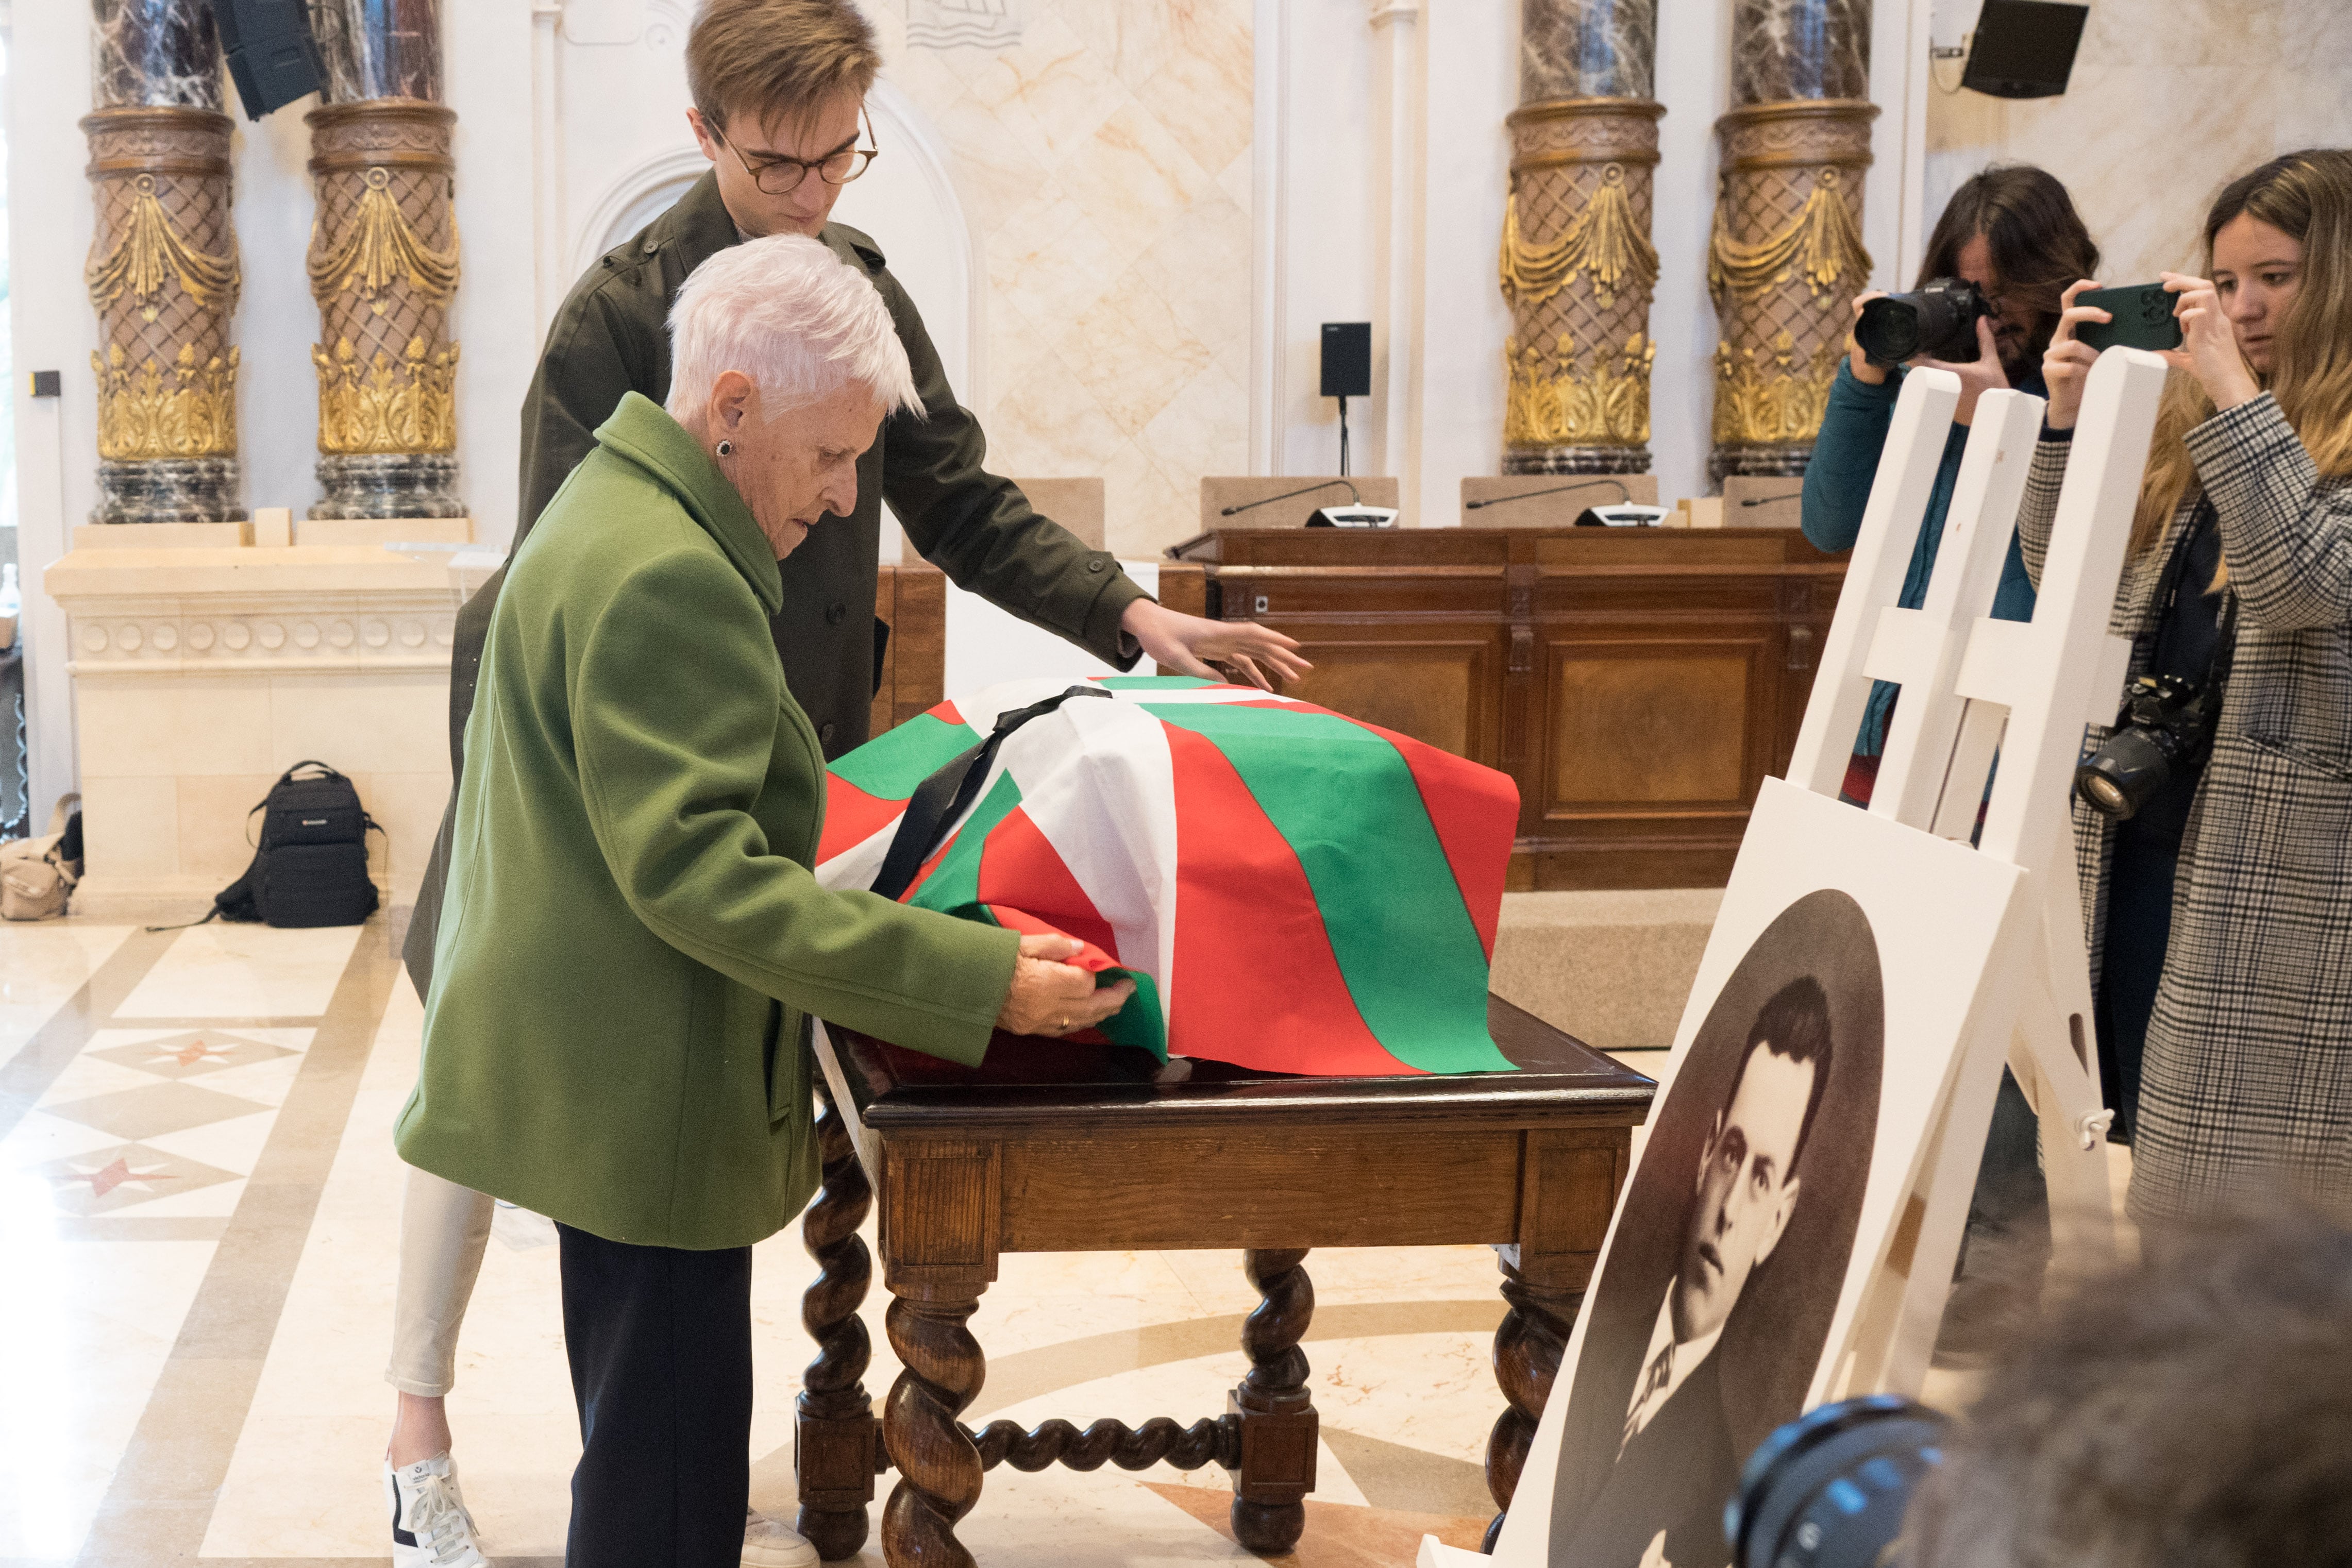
[
  {"left": 1855, "top": 279, "right": 1992, "bottom": 368},
  {"left": 2075, "top": 672, "right": 2225, "bottom": 820}
]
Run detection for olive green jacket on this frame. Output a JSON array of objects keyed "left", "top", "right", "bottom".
[
  {"left": 402, "top": 171, "right": 1146, "bottom": 999},
  {"left": 394, "top": 394, "right": 1021, "bottom": 1250}
]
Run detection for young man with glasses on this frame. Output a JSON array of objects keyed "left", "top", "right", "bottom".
[{"left": 384, "top": 6, "right": 1303, "bottom": 1567}]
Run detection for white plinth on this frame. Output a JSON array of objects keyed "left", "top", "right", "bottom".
[{"left": 43, "top": 527, "right": 476, "bottom": 919}]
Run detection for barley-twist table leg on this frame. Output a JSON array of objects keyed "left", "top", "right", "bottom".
[
  {"left": 882, "top": 1291, "right": 987, "bottom": 1568},
  {"left": 795, "top": 1089, "right": 880, "bottom": 1560},
  {"left": 1484, "top": 1257, "right": 1585, "bottom": 1552},
  {"left": 1230, "top": 1247, "right": 1317, "bottom": 1554}
]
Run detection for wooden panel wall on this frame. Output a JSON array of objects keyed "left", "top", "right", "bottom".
[
  {"left": 1175, "top": 528, "right": 1843, "bottom": 889},
  {"left": 870, "top": 563, "right": 947, "bottom": 738}
]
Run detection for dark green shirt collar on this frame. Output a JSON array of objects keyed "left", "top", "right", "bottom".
[
  {"left": 645, "top": 171, "right": 888, "bottom": 280},
  {"left": 593, "top": 391, "right": 782, "bottom": 616}
]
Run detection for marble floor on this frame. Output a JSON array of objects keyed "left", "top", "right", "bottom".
[{"left": 0, "top": 915, "right": 2126, "bottom": 1568}]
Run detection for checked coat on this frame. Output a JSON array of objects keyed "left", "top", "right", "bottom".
[{"left": 2015, "top": 393, "right": 2352, "bottom": 1228}]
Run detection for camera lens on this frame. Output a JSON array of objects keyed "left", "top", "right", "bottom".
[
  {"left": 1727, "top": 1396, "right": 1948, "bottom": 1568},
  {"left": 2074, "top": 727, "right": 2173, "bottom": 820},
  {"left": 1854, "top": 281, "right": 1987, "bottom": 368},
  {"left": 2079, "top": 771, "right": 2132, "bottom": 817},
  {"left": 1854, "top": 298, "right": 1924, "bottom": 366}
]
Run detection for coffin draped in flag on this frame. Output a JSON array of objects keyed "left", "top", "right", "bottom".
[{"left": 815, "top": 676, "right": 1520, "bottom": 1076}]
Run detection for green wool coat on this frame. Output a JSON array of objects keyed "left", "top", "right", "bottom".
[{"left": 394, "top": 393, "right": 1021, "bottom": 1251}]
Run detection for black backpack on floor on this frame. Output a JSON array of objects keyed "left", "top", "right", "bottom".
[{"left": 213, "top": 761, "right": 382, "bottom": 928}]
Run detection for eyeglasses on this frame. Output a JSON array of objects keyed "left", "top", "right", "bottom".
[{"left": 721, "top": 110, "right": 880, "bottom": 196}]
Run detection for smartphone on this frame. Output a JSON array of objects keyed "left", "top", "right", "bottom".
[{"left": 2075, "top": 283, "right": 2185, "bottom": 353}]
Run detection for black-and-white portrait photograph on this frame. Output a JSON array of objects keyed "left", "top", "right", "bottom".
[{"left": 1546, "top": 889, "right": 1885, "bottom": 1568}]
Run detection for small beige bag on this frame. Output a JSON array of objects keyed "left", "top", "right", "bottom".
[{"left": 2, "top": 795, "right": 84, "bottom": 921}]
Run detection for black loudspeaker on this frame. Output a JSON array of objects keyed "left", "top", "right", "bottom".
[
  {"left": 1961, "top": 1, "right": 2089, "bottom": 99},
  {"left": 1320, "top": 323, "right": 1372, "bottom": 399},
  {"left": 211, "top": 0, "right": 325, "bottom": 120}
]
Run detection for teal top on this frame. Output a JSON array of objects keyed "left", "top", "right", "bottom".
[{"left": 1800, "top": 361, "right": 2042, "bottom": 757}]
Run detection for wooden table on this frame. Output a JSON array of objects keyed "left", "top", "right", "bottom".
[
  {"left": 1157, "top": 527, "right": 1846, "bottom": 890},
  {"left": 793, "top": 997, "right": 1654, "bottom": 1566}
]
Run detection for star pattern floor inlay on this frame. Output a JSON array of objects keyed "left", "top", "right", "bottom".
[
  {"left": 30, "top": 1137, "right": 242, "bottom": 1217},
  {"left": 87, "top": 1029, "right": 302, "bottom": 1080}
]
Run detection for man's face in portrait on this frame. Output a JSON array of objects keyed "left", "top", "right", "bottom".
[
  {"left": 1668, "top": 1044, "right": 1814, "bottom": 1344},
  {"left": 688, "top": 90, "right": 867, "bottom": 239}
]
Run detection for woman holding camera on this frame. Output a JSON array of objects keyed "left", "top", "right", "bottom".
[
  {"left": 1803, "top": 165, "right": 2101, "bottom": 805},
  {"left": 2026, "top": 148, "right": 2352, "bottom": 1229}
]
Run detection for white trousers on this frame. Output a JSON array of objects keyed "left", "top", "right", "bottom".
[{"left": 386, "top": 1165, "right": 495, "bottom": 1397}]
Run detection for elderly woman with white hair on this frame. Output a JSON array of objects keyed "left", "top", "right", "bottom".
[{"left": 393, "top": 234, "right": 1131, "bottom": 1568}]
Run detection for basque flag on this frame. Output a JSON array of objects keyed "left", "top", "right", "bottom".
[{"left": 816, "top": 677, "right": 1519, "bottom": 1076}]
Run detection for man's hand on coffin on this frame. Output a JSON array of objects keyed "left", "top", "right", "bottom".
[
  {"left": 997, "top": 933, "right": 1136, "bottom": 1038},
  {"left": 1120, "top": 599, "right": 1313, "bottom": 692}
]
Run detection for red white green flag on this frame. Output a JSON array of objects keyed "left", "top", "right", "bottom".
[{"left": 816, "top": 676, "right": 1519, "bottom": 1076}]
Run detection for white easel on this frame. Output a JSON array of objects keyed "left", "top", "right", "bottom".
[
  {"left": 1779, "top": 345, "right": 2168, "bottom": 1396},
  {"left": 1416, "top": 350, "right": 2168, "bottom": 1568}
]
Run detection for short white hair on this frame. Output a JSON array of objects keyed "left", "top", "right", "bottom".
[{"left": 664, "top": 233, "right": 924, "bottom": 421}]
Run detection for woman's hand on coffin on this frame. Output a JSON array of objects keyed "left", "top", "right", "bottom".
[
  {"left": 998, "top": 933, "right": 1136, "bottom": 1037},
  {"left": 1120, "top": 599, "right": 1313, "bottom": 692},
  {"left": 2041, "top": 278, "right": 2108, "bottom": 429}
]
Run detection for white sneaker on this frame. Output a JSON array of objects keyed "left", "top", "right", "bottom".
[
  {"left": 387, "top": 1454, "right": 491, "bottom": 1567},
  {"left": 743, "top": 1507, "right": 820, "bottom": 1568}
]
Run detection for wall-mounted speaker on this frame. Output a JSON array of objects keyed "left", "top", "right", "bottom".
[
  {"left": 211, "top": 0, "right": 325, "bottom": 120},
  {"left": 1962, "top": 1, "right": 2089, "bottom": 100},
  {"left": 1320, "top": 323, "right": 1372, "bottom": 400}
]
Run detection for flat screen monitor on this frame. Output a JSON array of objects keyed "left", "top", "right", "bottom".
[{"left": 1962, "top": 1, "right": 2089, "bottom": 99}]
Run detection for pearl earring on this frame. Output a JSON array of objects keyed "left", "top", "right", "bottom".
[{"left": 715, "top": 440, "right": 735, "bottom": 458}]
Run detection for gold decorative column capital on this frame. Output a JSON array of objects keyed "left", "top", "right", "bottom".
[
  {"left": 80, "top": 104, "right": 244, "bottom": 501},
  {"left": 306, "top": 96, "right": 464, "bottom": 513},
  {"left": 1501, "top": 96, "right": 1665, "bottom": 475},
  {"left": 1707, "top": 96, "right": 1879, "bottom": 477}
]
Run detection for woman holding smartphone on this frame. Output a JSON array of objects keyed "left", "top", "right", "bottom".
[{"left": 2024, "top": 148, "right": 2352, "bottom": 1234}]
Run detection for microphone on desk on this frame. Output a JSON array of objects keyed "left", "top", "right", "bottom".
[
  {"left": 1740, "top": 489, "right": 1804, "bottom": 507},
  {"left": 1465, "top": 478, "right": 1629, "bottom": 511},
  {"left": 1221, "top": 479, "right": 1361, "bottom": 517}
]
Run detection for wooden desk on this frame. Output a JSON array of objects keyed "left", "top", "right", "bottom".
[
  {"left": 871, "top": 562, "right": 947, "bottom": 738},
  {"left": 1159, "top": 528, "right": 1846, "bottom": 889},
  {"left": 794, "top": 998, "right": 1653, "bottom": 1566}
]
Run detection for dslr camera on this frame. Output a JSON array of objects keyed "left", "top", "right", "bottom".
[
  {"left": 1727, "top": 1396, "right": 1950, "bottom": 1568},
  {"left": 2075, "top": 672, "right": 2225, "bottom": 820},
  {"left": 1855, "top": 279, "right": 1992, "bottom": 368}
]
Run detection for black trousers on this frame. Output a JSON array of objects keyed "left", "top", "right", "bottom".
[
  {"left": 557, "top": 1223, "right": 753, "bottom": 1568},
  {"left": 2095, "top": 815, "right": 2183, "bottom": 1144}
]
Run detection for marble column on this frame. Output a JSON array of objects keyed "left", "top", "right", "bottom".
[
  {"left": 82, "top": 0, "right": 244, "bottom": 525},
  {"left": 1707, "top": 0, "right": 1877, "bottom": 482},
  {"left": 1501, "top": 0, "right": 1662, "bottom": 475},
  {"left": 305, "top": 0, "right": 464, "bottom": 519}
]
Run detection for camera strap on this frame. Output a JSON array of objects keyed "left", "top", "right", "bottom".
[
  {"left": 2148, "top": 500, "right": 2238, "bottom": 690},
  {"left": 2116, "top": 503, "right": 2239, "bottom": 747}
]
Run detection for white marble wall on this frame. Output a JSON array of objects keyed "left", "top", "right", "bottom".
[
  {"left": 875, "top": 1, "right": 1256, "bottom": 559},
  {"left": 1925, "top": 0, "right": 2352, "bottom": 284}
]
